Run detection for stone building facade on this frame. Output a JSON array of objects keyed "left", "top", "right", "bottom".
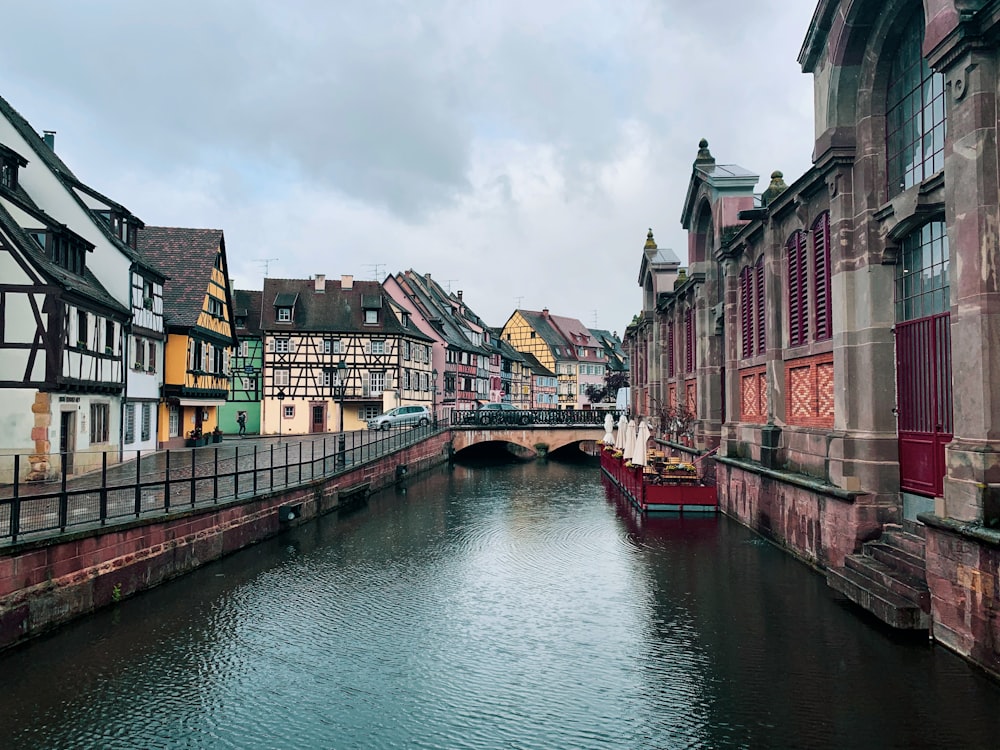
[{"left": 625, "top": 0, "right": 1000, "bottom": 677}]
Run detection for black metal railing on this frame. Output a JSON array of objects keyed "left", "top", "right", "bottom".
[
  {"left": 0, "top": 421, "right": 447, "bottom": 545},
  {"left": 450, "top": 408, "right": 623, "bottom": 427}
]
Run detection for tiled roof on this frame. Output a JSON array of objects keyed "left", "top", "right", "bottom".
[
  {"left": 515, "top": 309, "right": 576, "bottom": 357},
  {"left": 392, "top": 270, "right": 487, "bottom": 354},
  {"left": 518, "top": 351, "right": 554, "bottom": 378},
  {"left": 260, "top": 277, "right": 433, "bottom": 340},
  {"left": 233, "top": 289, "right": 263, "bottom": 337},
  {"left": 136, "top": 226, "right": 227, "bottom": 329},
  {"left": 0, "top": 94, "right": 145, "bottom": 266},
  {"left": 0, "top": 201, "right": 128, "bottom": 316}
]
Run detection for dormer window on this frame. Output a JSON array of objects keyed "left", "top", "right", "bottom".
[
  {"left": 29, "top": 228, "right": 90, "bottom": 276},
  {"left": 0, "top": 145, "right": 27, "bottom": 191},
  {"left": 94, "top": 208, "right": 140, "bottom": 249},
  {"left": 273, "top": 292, "right": 297, "bottom": 324},
  {"left": 208, "top": 297, "right": 224, "bottom": 318},
  {"left": 364, "top": 309, "right": 378, "bottom": 324},
  {"left": 361, "top": 293, "right": 382, "bottom": 325}
]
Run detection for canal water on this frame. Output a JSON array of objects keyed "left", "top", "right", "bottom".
[{"left": 1, "top": 458, "right": 999, "bottom": 749}]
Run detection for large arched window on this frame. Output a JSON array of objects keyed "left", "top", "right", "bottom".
[{"left": 886, "top": 11, "right": 945, "bottom": 197}]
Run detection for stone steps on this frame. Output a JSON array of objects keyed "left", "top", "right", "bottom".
[{"left": 825, "top": 522, "right": 930, "bottom": 631}]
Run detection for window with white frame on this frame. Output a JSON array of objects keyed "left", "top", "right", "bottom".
[
  {"left": 283, "top": 405, "right": 295, "bottom": 419},
  {"left": 371, "top": 340, "right": 385, "bottom": 355},
  {"left": 275, "top": 369, "right": 290, "bottom": 387},
  {"left": 239, "top": 340, "right": 248, "bottom": 357},
  {"left": 369, "top": 371, "right": 385, "bottom": 394},
  {"left": 169, "top": 406, "right": 179, "bottom": 437},
  {"left": 275, "top": 338, "right": 290, "bottom": 354},
  {"left": 141, "top": 403, "right": 151, "bottom": 441},
  {"left": 277, "top": 307, "right": 291, "bottom": 322},
  {"left": 359, "top": 405, "right": 380, "bottom": 420},
  {"left": 364, "top": 309, "right": 378, "bottom": 324}
]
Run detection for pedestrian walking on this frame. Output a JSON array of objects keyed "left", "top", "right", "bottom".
[{"left": 237, "top": 411, "right": 247, "bottom": 436}]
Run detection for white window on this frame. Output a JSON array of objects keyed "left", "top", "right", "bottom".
[
  {"left": 275, "top": 338, "right": 290, "bottom": 354},
  {"left": 365, "top": 309, "right": 378, "bottom": 324},
  {"left": 239, "top": 340, "right": 248, "bottom": 357},
  {"left": 323, "top": 339, "right": 332, "bottom": 354},
  {"left": 277, "top": 307, "right": 291, "bottom": 322},
  {"left": 283, "top": 405, "right": 295, "bottom": 418},
  {"left": 369, "top": 371, "right": 385, "bottom": 394},
  {"left": 322, "top": 370, "right": 332, "bottom": 386},
  {"left": 371, "top": 340, "right": 385, "bottom": 355},
  {"left": 169, "top": 406, "right": 179, "bottom": 437},
  {"left": 359, "top": 405, "right": 380, "bottom": 420},
  {"left": 403, "top": 340, "right": 411, "bottom": 360},
  {"left": 275, "top": 369, "right": 290, "bottom": 387}
]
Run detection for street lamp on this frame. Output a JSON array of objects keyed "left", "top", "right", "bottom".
[
  {"left": 336, "top": 360, "right": 347, "bottom": 469},
  {"left": 432, "top": 368, "right": 438, "bottom": 426},
  {"left": 276, "top": 388, "right": 286, "bottom": 443}
]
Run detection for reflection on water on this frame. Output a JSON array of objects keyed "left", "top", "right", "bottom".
[{"left": 1, "top": 460, "right": 998, "bottom": 749}]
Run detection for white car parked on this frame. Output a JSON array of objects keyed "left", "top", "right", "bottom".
[{"left": 366, "top": 405, "right": 432, "bottom": 430}]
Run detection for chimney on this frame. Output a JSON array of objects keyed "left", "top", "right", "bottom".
[
  {"left": 314, "top": 274, "right": 326, "bottom": 293},
  {"left": 341, "top": 274, "right": 354, "bottom": 290},
  {"left": 457, "top": 290, "right": 463, "bottom": 300},
  {"left": 43, "top": 130, "right": 56, "bottom": 150},
  {"left": 542, "top": 308, "right": 549, "bottom": 317}
]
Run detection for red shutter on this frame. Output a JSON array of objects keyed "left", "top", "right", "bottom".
[
  {"left": 740, "top": 267, "right": 751, "bottom": 358},
  {"left": 756, "top": 257, "right": 766, "bottom": 355},
  {"left": 667, "top": 322, "right": 675, "bottom": 378},
  {"left": 685, "top": 309, "right": 695, "bottom": 372},
  {"left": 813, "top": 212, "right": 832, "bottom": 341},
  {"left": 788, "top": 231, "right": 808, "bottom": 347}
]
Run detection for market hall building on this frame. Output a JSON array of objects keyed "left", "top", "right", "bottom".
[{"left": 625, "top": 0, "right": 1000, "bottom": 677}]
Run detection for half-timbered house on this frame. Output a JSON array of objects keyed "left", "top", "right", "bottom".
[
  {"left": 260, "top": 275, "right": 434, "bottom": 435},
  {"left": 0, "top": 98, "right": 150, "bottom": 478},
  {"left": 136, "top": 227, "right": 236, "bottom": 448},
  {"left": 0, "top": 167, "right": 128, "bottom": 481},
  {"left": 220, "top": 288, "right": 263, "bottom": 436}
]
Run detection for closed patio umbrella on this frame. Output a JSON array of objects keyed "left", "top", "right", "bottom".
[
  {"left": 623, "top": 419, "right": 636, "bottom": 459},
  {"left": 631, "top": 419, "right": 651, "bottom": 467},
  {"left": 615, "top": 414, "right": 628, "bottom": 450},
  {"left": 603, "top": 413, "right": 615, "bottom": 444}
]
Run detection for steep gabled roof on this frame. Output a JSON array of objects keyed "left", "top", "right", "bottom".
[
  {"left": 0, "top": 200, "right": 127, "bottom": 316},
  {"left": 136, "top": 226, "right": 227, "bottom": 329},
  {"left": 515, "top": 309, "right": 577, "bottom": 359},
  {"left": 0, "top": 94, "right": 148, "bottom": 269},
  {"left": 518, "top": 351, "right": 555, "bottom": 378},
  {"left": 233, "top": 289, "right": 263, "bottom": 337},
  {"left": 393, "top": 270, "right": 486, "bottom": 354},
  {"left": 260, "top": 276, "right": 433, "bottom": 340}
]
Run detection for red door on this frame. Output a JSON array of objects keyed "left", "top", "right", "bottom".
[
  {"left": 895, "top": 313, "right": 952, "bottom": 496},
  {"left": 310, "top": 403, "right": 326, "bottom": 433}
]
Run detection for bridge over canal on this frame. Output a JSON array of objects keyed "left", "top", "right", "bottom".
[{"left": 448, "top": 409, "right": 619, "bottom": 457}]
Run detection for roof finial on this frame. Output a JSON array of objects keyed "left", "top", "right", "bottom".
[
  {"left": 644, "top": 228, "right": 657, "bottom": 250},
  {"left": 761, "top": 170, "right": 788, "bottom": 207},
  {"left": 695, "top": 138, "right": 714, "bottom": 164}
]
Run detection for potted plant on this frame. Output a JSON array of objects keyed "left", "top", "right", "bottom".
[
  {"left": 212, "top": 427, "right": 224, "bottom": 443},
  {"left": 185, "top": 427, "right": 204, "bottom": 447}
]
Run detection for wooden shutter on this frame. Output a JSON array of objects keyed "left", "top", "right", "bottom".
[
  {"left": 740, "top": 267, "right": 752, "bottom": 358},
  {"left": 813, "top": 212, "right": 832, "bottom": 341},
  {"left": 685, "top": 309, "right": 695, "bottom": 372},
  {"left": 787, "top": 231, "right": 808, "bottom": 347},
  {"left": 755, "top": 256, "right": 766, "bottom": 355},
  {"left": 667, "top": 323, "right": 675, "bottom": 378}
]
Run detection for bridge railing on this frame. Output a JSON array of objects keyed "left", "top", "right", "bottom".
[
  {"left": 0, "top": 421, "right": 447, "bottom": 545},
  {"left": 450, "top": 408, "right": 624, "bottom": 427}
]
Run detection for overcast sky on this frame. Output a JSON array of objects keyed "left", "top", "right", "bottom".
[{"left": 2, "top": 1, "right": 817, "bottom": 335}]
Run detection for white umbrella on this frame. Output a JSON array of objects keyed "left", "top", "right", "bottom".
[
  {"left": 615, "top": 414, "right": 628, "bottom": 449},
  {"left": 631, "top": 419, "right": 651, "bottom": 467},
  {"left": 602, "top": 413, "right": 615, "bottom": 444},
  {"left": 622, "top": 419, "right": 636, "bottom": 459}
]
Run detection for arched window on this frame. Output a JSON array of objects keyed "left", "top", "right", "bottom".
[{"left": 886, "top": 11, "right": 945, "bottom": 197}]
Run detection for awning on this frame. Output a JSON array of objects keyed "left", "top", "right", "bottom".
[{"left": 176, "top": 398, "right": 227, "bottom": 407}]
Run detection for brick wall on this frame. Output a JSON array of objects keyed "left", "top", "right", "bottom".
[{"left": 785, "top": 353, "right": 834, "bottom": 428}]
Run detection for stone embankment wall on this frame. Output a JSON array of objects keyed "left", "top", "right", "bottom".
[{"left": 0, "top": 433, "right": 451, "bottom": 651}]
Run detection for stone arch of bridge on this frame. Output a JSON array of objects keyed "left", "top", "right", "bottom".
[{"left": 450, "top": 427, "right": 603, "bottom": 457}]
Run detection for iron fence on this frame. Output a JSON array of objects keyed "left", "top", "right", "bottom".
[
  {"left": 450, "top": 408, "right": 623, "bottom": 427},
  {"left": 0, "top": 422, "right": 446, "bottom": 545}
]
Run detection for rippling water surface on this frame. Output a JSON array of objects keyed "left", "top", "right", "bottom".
[{"left": 2, "top": 459, "right": 999, "bottom": 749}]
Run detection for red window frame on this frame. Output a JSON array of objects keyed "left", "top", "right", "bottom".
[
  {"left": 787, "top": 231, "right": 809, "bottom": 347},
  {"left": 685, "top": 309, "right": 695, "bottom": 373},
  {"left": 667, "top": 321, "right": 675, "bottom": 378},
  {"left": 812, "top": 213, "right": 832, "bottom": 341}
]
